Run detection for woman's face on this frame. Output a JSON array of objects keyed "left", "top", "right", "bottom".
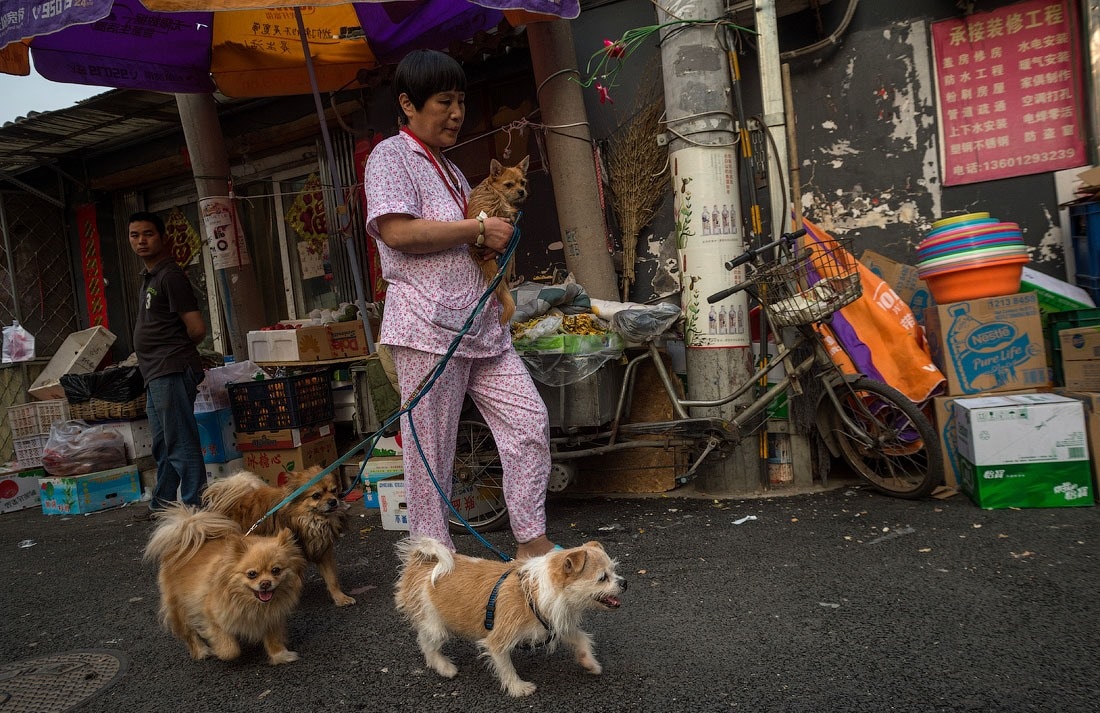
[{"left": 401, "top": 89, "right": 465, "bottom": 152}]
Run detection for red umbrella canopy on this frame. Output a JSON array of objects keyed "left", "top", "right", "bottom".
[{"left": 0, "top": 0, "right": 578, "bottom": 96}]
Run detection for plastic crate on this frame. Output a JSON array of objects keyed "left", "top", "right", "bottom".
[
  {"left": 1046, "top": 307, "right": 1100, "bottom": 386},
  {"left": 34, "top": 399, "right": 71, "bottom": 431},
  {"left": 1070, "top": 201, "right": 1100, "bottom": 292},
  {"left": 8, "top": 404, "right": 39, "bottom": 439},
  {"left": 14, "top": 435, "right": 48, "bottom": 468},
  {"left": 7, "top": 399, "right": 70, "bottom": 438},
  {"left": 194, "top": 380, "right": 232, "bottom": 413},
  {"left": 227, "top": 373, "right": 334, "bottom": 431}
]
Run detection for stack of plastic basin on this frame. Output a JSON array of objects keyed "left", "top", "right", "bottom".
[{"left": 916, "top": 212, "right": 1028, "bottom": 303}]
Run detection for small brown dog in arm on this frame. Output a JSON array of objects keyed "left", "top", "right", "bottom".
[{"left": 467, "top": 155, "right": 529, "bottom": 324}]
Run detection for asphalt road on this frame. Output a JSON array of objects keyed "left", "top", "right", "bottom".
[{"left": 1, "top": 481, "right": 1098, "bottom": 713}]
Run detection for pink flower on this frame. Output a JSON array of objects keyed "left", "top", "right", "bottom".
[
  {"left": 595, "top": 83, "right": 614, "bottom": 104},
  {"left": 603, "top": 39, "right": 626, "bottom": 59}
]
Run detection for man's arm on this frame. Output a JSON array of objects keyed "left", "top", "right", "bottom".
[{"left": 180, "top": 310, "right": 206, "bottom": 344}]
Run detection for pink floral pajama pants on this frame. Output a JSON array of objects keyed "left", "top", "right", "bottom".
[{"left": 390, "top": 345, "right": 551, "bottom": 550}]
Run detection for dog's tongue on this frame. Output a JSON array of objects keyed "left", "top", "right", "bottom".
[{"left": 256, "top": 589, "right": 274, "bottom": 602}]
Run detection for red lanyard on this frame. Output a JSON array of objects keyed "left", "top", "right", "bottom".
[{"left": 401, "top": 126, "right": 467, "bottom": 216}]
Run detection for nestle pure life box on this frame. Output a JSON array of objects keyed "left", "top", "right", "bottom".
[{"left": 953, "top": 393, "right": 1093, "bottom": 509}]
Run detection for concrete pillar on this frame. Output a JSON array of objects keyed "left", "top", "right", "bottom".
[
  {"left": 526, "top": 19, "right": 618, "bottom": 301},
  {"left": 175, "top": 93, "right": 266, "bottom": 359},
  {"left": 658, "top": 2, "right": 761, "bottom": 493}
]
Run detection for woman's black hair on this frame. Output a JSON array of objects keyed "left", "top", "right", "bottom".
[{"left": 393, "top": 49, "right": 466, "bottom": 125}]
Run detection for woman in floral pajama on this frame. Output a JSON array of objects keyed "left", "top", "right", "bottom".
[{"left": 364, "top": 49, "right": 556, "bottom": 559}]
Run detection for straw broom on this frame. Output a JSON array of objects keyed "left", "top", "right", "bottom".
[{"left": 607, "top": 73, "right": 670, "bottom": 301}]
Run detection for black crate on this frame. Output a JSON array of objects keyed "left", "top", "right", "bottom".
[{"left": 227, "top": 372, "right": 334, "bottom": 431}]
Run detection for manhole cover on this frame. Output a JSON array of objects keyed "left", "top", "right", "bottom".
[{"left": 0, "top": 650, "right": 128, "bottom": 713}]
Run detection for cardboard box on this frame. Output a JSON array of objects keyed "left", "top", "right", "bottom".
[
  {"left": 924, "top": 292, "right": 1050, "bottom": 396},
  {"left": 1063, "top": 360, "right": 1100, "bottom": 392},
  {"left": 859, "top": 249, "right": 934, "bottom": 323},
  {"left": 932, "top": 388, "right": 1046, "bottom": 490},
  {"left": 240, "top": 435, "right": 338, "bottom": 487},
  {"left": 327, "top": 321, "right": 369, "bottom": 358},
  {"left": 234, "top": 422, "right": 332, "bottom": 451},
  {"left": 1055, "top": 390, "right": 1100, "bottom": 492},
  {"left": 352, "top": 458, "right": 403, "bottom": 509},
  {"left": 1059, "top": 326, "right": 1100, "bottom": 362},
  {"left": 377, "top": 475, "right": 409, "bottom": 530},
  {"left": 28, "top": 326, "right": 116, "bottom": 400},
  {"left": 0, "top": 471, "right": 42, "bottom": 513},
  {"left": 1019, "top": 267, "right": 1095, "bottom": 315},
  {"left": 954, "top": 393, "right": 1094, "bottom": 509},
  {"left": 246, "top": 326, "right": 332, "bottom": 363},
  {"left": 95, "top": 419, "right": 153, "bottom": 460},
  {"left": 39, "top": 465, "right": 141, "bottom": 515},
  {"left": 206, "top": 458, "right": 244, "bottom": 481},
  {"left": 195, "top": 409, "right": 241, "bottom": 464}
]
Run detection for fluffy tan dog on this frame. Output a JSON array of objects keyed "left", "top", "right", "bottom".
[
  {"left": 467, "top": 155, "right": 529, "bottom": 324},
  {"left": 202, "top": 466, "right": 355, "bottom": 606},
  {"left": 143, "top": 504, "right": 306, "bottom": 665},
  {"left": 394, "top": 537, "right": 626, "bottom": 697}
]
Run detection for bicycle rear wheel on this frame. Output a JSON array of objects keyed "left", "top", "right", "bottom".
[
  {"left": 449, "top": 420, "right": 510, "bottom": 533},
  {"left": 826, "top": 377, "right": 942, "bottom": 499}
]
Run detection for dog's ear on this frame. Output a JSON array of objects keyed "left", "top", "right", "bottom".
[
  {"left": 563, "top": 548, "right": 589, "bottom": 574},
  {"left": 518, "top": 155, "right": 530, "bottom": 173},
  {"left": 490, "top": 158, "right": 504, "bottom": 177},
  {"left": 582, "top": 541, "right": 605, "bottom": 552}
]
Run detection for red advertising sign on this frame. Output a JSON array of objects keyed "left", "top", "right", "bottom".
[
  {"left": 931, "top": 0, "right": 1085, "bottom": 186},
  {"left": 76, "top": 203, "right": 109, "bottom": 328}
]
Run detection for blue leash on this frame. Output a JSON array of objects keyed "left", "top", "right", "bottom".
[{"left": 246, "top": 215, "right": 524, "bottom": 563}]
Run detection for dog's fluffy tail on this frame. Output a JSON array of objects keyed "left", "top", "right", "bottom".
[
  {"left": 142, "top": 503, "right": 242, "bottom": 567},
  {"left": 394, "top": 536, "right": 454, "bottom": 586},
  {"left": 201, "top": 471, "right": 267, "bottom": 512}
]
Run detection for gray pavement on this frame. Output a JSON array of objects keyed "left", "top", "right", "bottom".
[{"left": 1, "top": 480, "right": 1098, "bottom": 712}]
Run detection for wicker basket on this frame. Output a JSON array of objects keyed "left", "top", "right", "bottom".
[{"left": 68, "top": 395, "right": 147, "bottom": 422}]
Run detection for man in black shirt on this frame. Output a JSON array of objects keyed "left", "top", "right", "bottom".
[{"left": 128, "top": 211, "right": 207, "bottom": 519}]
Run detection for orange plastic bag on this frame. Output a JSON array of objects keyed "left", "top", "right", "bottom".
[{"left": 802, "top": 219, "right": 945, "bottom": 404}]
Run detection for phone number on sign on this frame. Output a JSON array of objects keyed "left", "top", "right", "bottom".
[{"left": 975, "top": 147, "right": 1078, "bottom": 172}]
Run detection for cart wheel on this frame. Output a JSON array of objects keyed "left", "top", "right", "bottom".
[
  {"left": 546, "top": 462, "right": 575, "bottom": 493},
  {"left": 449, "top": 420, "right": 509, "bottom": 533}
]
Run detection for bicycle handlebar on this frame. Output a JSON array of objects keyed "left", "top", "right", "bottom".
[{"left": 722, "top": 228, "right": 807, "bottom": 271}]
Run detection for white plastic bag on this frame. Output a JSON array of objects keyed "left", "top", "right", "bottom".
[{"left": 2, "top": 321, "right": 35, "bottom": 363}]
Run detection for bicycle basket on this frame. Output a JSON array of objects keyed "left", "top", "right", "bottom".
[{"left": 751, "top": 235, "right": 862, "bottom": 328}]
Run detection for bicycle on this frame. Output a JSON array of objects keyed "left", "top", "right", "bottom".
[{"left": 445, "top": 228, "right": 943, "bottom": 533}]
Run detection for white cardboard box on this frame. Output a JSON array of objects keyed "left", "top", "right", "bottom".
[
  {"left": 377, "top": 476, "right": 408, "bottom": 530},
  {"left": 95, "top": 419, "right": 153, "bottom": 460},
  {"left": 28, "top": 326, "right": 116, "bottom": 400},
  {"left": 206, "top": 458, "right": 244, "bottom": 481},
  {"left": 0, "top": 472, "right": 41, "bottom": 513}
]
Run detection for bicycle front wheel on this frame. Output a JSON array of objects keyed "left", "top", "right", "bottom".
[
  {"left": 449, "top": 420, "right": 510, "bottom": 533},
  {"left": 826, "top": 377, "right": 942, "bottom": 499}
]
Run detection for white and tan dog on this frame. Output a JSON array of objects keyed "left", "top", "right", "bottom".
[{"left": 394, "top": 537, "right": 626, "bottom": 697}]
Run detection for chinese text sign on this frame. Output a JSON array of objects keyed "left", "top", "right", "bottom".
[{"left": 932, "top": 0, "right": 1085, "bottom": 186}]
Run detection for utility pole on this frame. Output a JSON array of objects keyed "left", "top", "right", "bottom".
[
  {"left": 526, "top": 19, "right": 618, "bottom": 301},
  {"left": 176, "top": 93, "right": 265, "bottom": 359},
  {"left": 658, "top": 0, "right": 760, "bottom": 493}
]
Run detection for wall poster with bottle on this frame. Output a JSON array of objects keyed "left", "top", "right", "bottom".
[{"left": 672, "top": 145, "right": 750, "bottom": 348}]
